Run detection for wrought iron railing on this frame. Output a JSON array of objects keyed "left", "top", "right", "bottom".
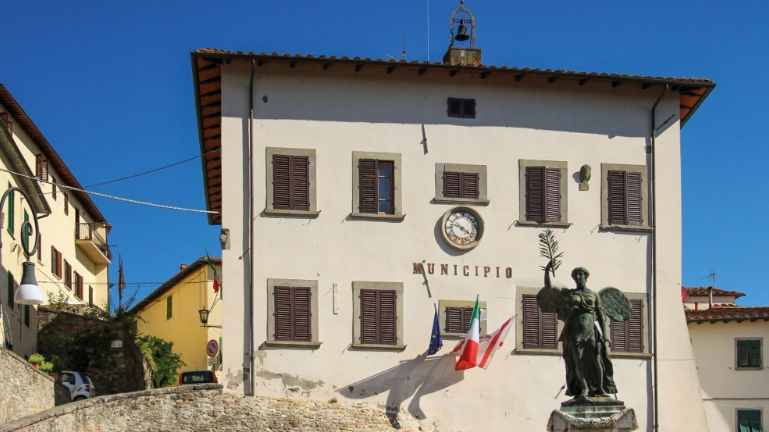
[{"left": 75, "top": 223, "right": 112, "bottom": 261}]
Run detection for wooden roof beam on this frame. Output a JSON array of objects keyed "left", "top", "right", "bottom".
[
  {"left": 387, "top": 65, "right": 396, "bottom": 73},
  {"left": 481, "top": 71, "right": 491, "bottom": 79}
]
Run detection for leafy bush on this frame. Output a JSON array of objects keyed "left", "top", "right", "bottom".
[
  {"left": 50, "top": 355, "right": 64, "bottom": 374},
  {"left": 39, "top": 361, "right": 53, "bottom": 372},
  {"left": 135, "top": 335, "right": 185, "bottom": 388},
  {"left": 28, "top": 353, "right": 44, "bottom": 364}
]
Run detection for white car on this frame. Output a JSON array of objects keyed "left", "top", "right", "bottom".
[{"left": 61, "top": 371, "right": 95, "bottom": 401}]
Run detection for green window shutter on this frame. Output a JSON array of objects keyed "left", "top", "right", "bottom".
[
  {"left": 22, "top": 210, "right": 29, "bottom": 259},
  {"left": 738, "top": 409, "right": 762, "bottom": 432},
  {"left": 737, "top": 340, "right": 763, "bottom": 368},
  {"left": 6, "top": 272, "right": 13, "bottom": 310},
  {"left": 7, "top": 182, "right": 14, "bottom": 236}
]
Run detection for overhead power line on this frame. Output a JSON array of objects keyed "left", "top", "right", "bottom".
[
  {"left": 0, "top": 167, "right": 218, "bottom": 214},
  {"left": 83, "top": 150, "right": 218, "bottom": 189}
]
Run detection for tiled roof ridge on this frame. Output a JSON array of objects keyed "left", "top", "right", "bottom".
[
  {"left": 685, "top": 306, "right": 769, "bottom": 323},
  {"left": 0, "top": 84, "right": 107, "bottom": 223},
  {"left": 684, "top": 286, "right": 746, "bottom": 298},
  {"left": 193, "top": 48, "right": 714, "bottom": 84},
  {"left": 129, "top": 256, "right": 221, "bottom": 313}
]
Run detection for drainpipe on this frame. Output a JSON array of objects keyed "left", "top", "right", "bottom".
[
  {"left": 248, "top": 59, "right": 256, "bottom": 397},
  {"left": 650, "top": 83, "right": 667, "bottom": 432}
]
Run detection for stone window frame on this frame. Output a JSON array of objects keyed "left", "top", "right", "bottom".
[
  {"left": 434, "top": 163, "right": 489, "bottom": 205},
  {"left": 438, "top": 299, "right": 487, "bottom": 339},
  {"left": 517, "top": 160, "right": 571, "bottom": 228},
  {"left": 515, "top": 286, "right": 563, "bottom": 355},
  {"left": 350, "top": 151, "right": 404, "bottom": 221},
  {"left": 734, "top": 337, "right": 763, "bottom": 370},
  {"left": 352, "top": 281, "right": 405, "bottom": 350},
  {"left": 266, "top": 278, "right": 321, "bottom": 349},
  {"left": 600, "top": 163, "right": 652, "bottom": 233},
  {"left": 265, "top": 147, "right": 319, "bottom": 218},
  {"left": 609, "top": 292, "right": 651, "bottom": 359}
]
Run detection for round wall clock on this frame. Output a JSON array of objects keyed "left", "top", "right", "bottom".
[{"left": 441, "top": 206, "right": 484, "bottom": 251}]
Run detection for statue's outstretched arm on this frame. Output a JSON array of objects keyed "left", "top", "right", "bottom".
[{"left": 544, "top": 260, "right": 554, "bottom": 289}]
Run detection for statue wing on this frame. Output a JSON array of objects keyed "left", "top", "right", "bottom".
[
  {"left": 599, "top": 287, "right": 633, "bottom": 322},
  {"left": 536, "top": 287, "right": 570, "bottom": 320}
]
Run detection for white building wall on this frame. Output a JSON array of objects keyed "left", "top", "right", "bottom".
[
  {"left": 691, "top": 320, "right": 769, "bottom": 432},
  {"left": 217, "top": 60, "right": 707, "bottom": 431}
]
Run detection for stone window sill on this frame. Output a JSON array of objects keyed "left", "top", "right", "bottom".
[
  {"left": 599, "top": 225, "right": 653, "bottom": 233},
  {"left": 434, "top": 198, "right": 490, "bottom": 206},
  {"left": 264, "top": 209, "right": 320, "bottom": 219},
  {"left": 515, "top": 348, "right": 562, "bottom": 356},
  {"left": 516, "top": 221, "right": 572, "bottom": 229},
  {"left": 610, "top": 352, "right": 652, "bottom": 359},
  {"left": 349, "top": 213, "right": 405, "bottom": 222},
  {"left": 735, "top": 366, "right": 763, "bottom": 371},
  {"left": 265, "top": 341, "right": 322, "bottom": 349},
  {"left": 351, "top": 343, "right": 406, "bottom": 351}
]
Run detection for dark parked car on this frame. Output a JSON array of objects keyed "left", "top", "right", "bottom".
[{"left": 178, "top": 370, "right": 218, "bottom": 385}]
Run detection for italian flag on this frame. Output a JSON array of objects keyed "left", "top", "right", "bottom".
[
  {"left": 454, "top": 296, "right": 481, "bottom": 371},
  {"left": 453, "top": 297, "right": 517, "bottom": 371}
]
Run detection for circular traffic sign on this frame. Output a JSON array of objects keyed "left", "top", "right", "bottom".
[{"left": 206, "top": 339, "right": 219, "bottom": 358}]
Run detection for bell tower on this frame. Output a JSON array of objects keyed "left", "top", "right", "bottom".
[{"left": 443, "top": 0, "right": 481, "bottom": 67}]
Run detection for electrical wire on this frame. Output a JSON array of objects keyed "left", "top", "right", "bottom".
[
  {"left": 0, "top": 167, "right": 218, "bottom": 214},
  {"left": 83, "top": 150, "right": 218, "bottom": 189}
]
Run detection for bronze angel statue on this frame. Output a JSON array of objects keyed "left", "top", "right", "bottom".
[{"left": 537, "top": 261, "right": 633, "bottom": 400}]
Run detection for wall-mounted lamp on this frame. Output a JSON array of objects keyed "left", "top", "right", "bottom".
[
  {"left": 1, "top": 187, "right": 44, "bottom": 305},
  {"left": 198, "top": 308, "right": 210, "bottom": 325},
  {"left": 219, "top": 228, "right": 230, "bottom": 250}
]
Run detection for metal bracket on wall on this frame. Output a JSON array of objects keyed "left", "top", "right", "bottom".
[{"left": 333, "top": 283, "right": 339, "bottom": 315}]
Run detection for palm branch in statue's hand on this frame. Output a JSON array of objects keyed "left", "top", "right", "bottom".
[{"left": 538, "top": 228, "right": 564, "bottom": 277}]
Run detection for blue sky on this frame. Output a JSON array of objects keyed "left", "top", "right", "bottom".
[{"left": 1, "top": 1, "right": 767, "bottom": 306}]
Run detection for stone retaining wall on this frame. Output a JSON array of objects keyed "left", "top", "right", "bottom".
[
  {"left": 0, "top": 347, "right": 55, "bottom": 424},
  {"left": 0, "top": 385, "right": 395, "bottom": 432}
]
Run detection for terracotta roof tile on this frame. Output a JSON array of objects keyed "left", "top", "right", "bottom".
[
  {"left": 686, "top": 306, "right": 769, "bottom": 323},
  {"left": 684, "top": 287, "right": 746, "bottom": 298}
]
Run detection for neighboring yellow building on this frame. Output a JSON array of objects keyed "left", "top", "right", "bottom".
[
  {"left": 0, "top": 84, "right": 112, "bottom": 358},
  {"left": 131, "top": 257, "right": 222, "bottom": 379}
]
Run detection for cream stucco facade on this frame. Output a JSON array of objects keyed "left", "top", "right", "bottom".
[
  {"left": 0, "top": 85, "right": 111, "bottom": 358},
  {"left": 193, "top": 50, "right": 714, "bottom": 431}
]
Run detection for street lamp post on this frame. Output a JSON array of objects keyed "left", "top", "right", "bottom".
[{"left": 1, "top": 187, "right": 44, "bottom": 305}]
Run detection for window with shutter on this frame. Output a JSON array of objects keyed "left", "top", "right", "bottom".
[
  {"left": 359, "top": 289, "right": 397, "bottom": 345},
  {"left": 447, "top": 98, "right": 476, "bottom": 118},
  {"left": 36, "top": 154, "right": 49, "bottom": 181},
  {"left": 359, "top": 159, "right": 394, "bottom": 215},
  {"left": 7, "top": 272, "right": 13, "bottom": 310},
  {"left": 274, "top": 286, "right": 312, "bottom": 342},
  {"left": 272, "top": 155, "right": 310, "bottom": 211},
  {"left": 75, "top": 272, "right": 84, "bottom": 300},
  {"left": 64, "top": 260, "right": 72, "bottom": 290},
  {"left": 526, "top": 166, "right": 561, "bottom": 223},
  {"left": 522, "top": 294, "right": 558, "bottom": 349},
  {"left": 51, "top": 177, "right": 56, "bottom": 200},
  {"left": 0, "top": 112, "right": 11, "bottom": 135},
  {"left": 736, "top": 339, "right": 762, "bottom": 368},
  {"left": 611, "top": 299, "right": 644, "bottom": 353},
  {"left": 37, "top": 233, "right": 42, "bottom": 262},
  {"left": 737, "top": 409, "right": 762, "bottom": 432},
  {"left": 7, "top": 182, "right": 14, "bottom": 236},
  {"left": 89, "top": 286, "right": 94, "bottom": 306},
  {"left": 607, "top": 169, "right": 644, "bottom": 227},
  {"left": 444, "top": 172, "right": 479, "bottom": 199},
  {"left": 166, "top": 295, "right": 173, "bottom": 319},
  {"left": 64, "top": 195, "right": 69, "bottom": 215}
]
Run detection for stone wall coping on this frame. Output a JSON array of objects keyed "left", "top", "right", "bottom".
[
  {"left": 0, "top": 384, "right": 223, "bottom": 432},
  {"left": 0, "top": 347, "right": 54, "bottom": 382}
]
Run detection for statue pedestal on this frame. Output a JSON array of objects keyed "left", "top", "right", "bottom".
[{"left": 547, "top": 398, "right": 637, "bottom": 432}]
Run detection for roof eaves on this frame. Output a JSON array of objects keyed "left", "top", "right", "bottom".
[
  {"left": 0, "top": 121, "right": 51, "bottom": 214},
  {"left": 129, "top": 258, "right": 222, "bottom": 314}
]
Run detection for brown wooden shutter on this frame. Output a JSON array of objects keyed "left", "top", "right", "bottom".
[
  {"left": 291, "top": 156, "right": 310, "bottom": 211},
  {"left": 463, "top": 307, "right": 473, "bottom": 333},
  {"left": 273, "top": 155, "right": 291, "bottom": 210},
  {"left": 443, "top": 172, "right": 461, "bottom": 198},
  {"left": 608, "top": 170, "right": 626, "bottom": 225},
  {"left": 526, "top": 167, "right": 545, "bottom": 222},
  {"left": 462, "top": 173, "right": 479, "bottom": 199},
  {"left": 89, "top": 286, "right": 93, "bottom": 306},
  {"left": 56, "top": 249, "right": 62, "bottom": 278},
  {"left": 445, "top": 307, "right": 463, "bottom": 333},
  {"left": 522, "top": 294, "right": 557, "bottom": 349},
  {"left": 360, "top": 289, "right": 397, "bottom": 345},
  {"left": 626, "top": 172, "right": 642, "bottom": 226},
  {"left": 359, "top": 159, "right": 378, "bottom": 214},
  {"left": 293, "top": 287, "right": 311, "bottom": 341},
  {"left": 64, "top": 195, "right": 69, "bottom": 215},
  {"left": 36, "top": 154, "right": 49, "bottom": 181},
  {"left": 360, "top": 289, "right": 379, "bottom": 344},
  {"left": 274, "top": 286, "right": 293, "bottom": 341},
  {"left": 611, "top": 299, "right": 644, "bottom": 353},
  {"left": 545, "top": 168, "right": 561, "bottom": 222},
  {"left": 37, "top": 233, "right": 42, "bottom": 262}
]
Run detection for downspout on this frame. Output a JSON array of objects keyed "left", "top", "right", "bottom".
[
  {"left": 248, "top": 59, "right": 256, "bottom": 397},
  {"left": 650, "top": 83, "right": 667, "bottom": 432}
]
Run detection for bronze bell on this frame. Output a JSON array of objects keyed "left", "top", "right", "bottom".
[{"left": 455, "top": 19, "right": 470, "bottom": 41}]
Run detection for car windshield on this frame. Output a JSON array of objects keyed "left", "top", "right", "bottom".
[{"left": 182, "top": 372, "right": 212, "bottom": 384}]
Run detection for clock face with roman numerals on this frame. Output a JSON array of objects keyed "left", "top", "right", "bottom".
[{"left": 441, "top": 207, "right": 484, "bottom": 251}]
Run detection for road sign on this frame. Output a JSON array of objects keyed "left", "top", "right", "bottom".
[{"left": 206, "top": 339, "right": 219, "bottom": 358}]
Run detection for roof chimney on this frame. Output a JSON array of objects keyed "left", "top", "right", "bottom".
[
  {"left": 180, "top": 263, "right": 187, "bottom": 271},
  {"left": 708, "top": 286, "right": 713, "bottom": 309},
  {"left": 443, "top": 1, "right": 481, "bottom": 67}
]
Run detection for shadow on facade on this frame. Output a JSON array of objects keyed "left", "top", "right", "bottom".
[{"left": 339, "top": 351, "right": 463, "bottom": 422}]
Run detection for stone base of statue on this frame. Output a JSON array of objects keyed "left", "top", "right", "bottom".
[{"left": 547, "top": 397, "right": 638, "bottom": 432}]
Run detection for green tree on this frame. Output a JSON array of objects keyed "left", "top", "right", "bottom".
[{"left": 135, "top": 335, "right": 185, "bottom": 388}]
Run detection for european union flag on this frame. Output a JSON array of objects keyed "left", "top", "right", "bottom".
[{"left": 428, "top": 308, "right": 443, "bottom": 355}]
